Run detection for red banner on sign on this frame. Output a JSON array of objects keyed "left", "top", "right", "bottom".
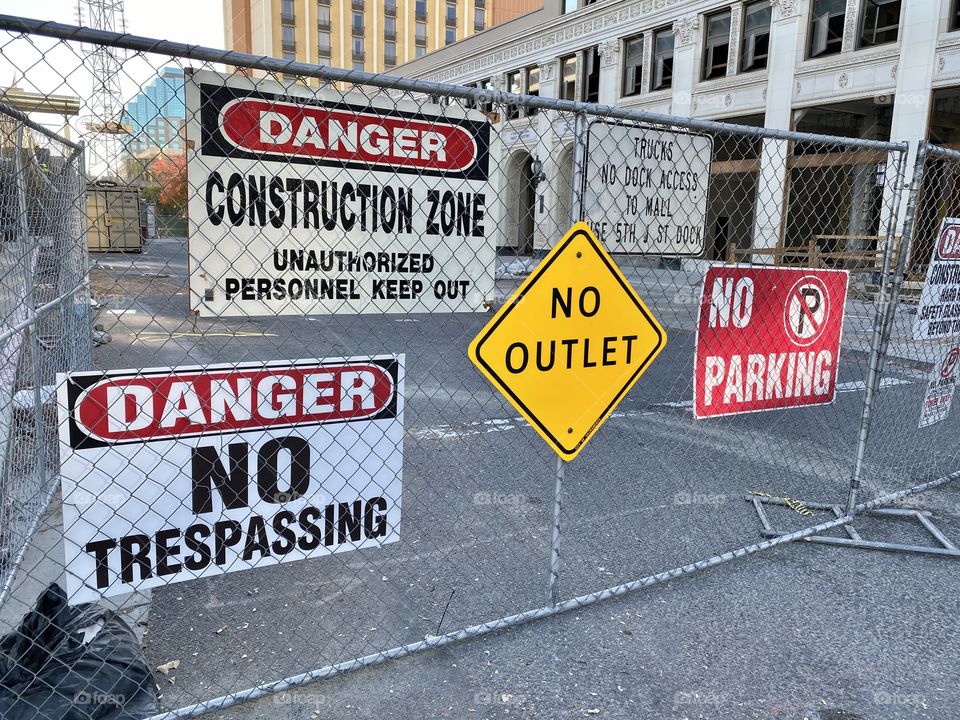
[{"left": 693, "top": 266, "right": 849, "bottom": 419}]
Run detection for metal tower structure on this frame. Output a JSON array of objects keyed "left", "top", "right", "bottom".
[{"left": 76, "top": 0, "right": 128, "bottom": 178}]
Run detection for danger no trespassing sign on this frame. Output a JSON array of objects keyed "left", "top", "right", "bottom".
[
  {"left": 185, "top": 69, "right": 498, "bottom": 316},
  {"left": 57, "top": 357, "right": 403, "bottom": 603}
]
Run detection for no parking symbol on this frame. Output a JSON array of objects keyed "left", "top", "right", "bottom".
[{"left": 784, "top": 277, "right": 830, "bottom": 346}]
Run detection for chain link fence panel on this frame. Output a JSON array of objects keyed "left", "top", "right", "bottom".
[
  {"left": 0, "top": 98, "right": 89, "bottom": 617},
  {"left": 849, "top": 141, "right": 960, "bottom": 513},
  {"left": 0, "top": 15, "right": 950, "bottom": 720}
]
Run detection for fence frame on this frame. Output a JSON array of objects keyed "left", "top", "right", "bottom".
[
  {"left": 850, "top": 140, "right": 960, "bottom": 508},
  {"left": 3, "top": 15, "right": 957, "bottom": 720},
  {"left": 0, "top": 101, "right": 88, "bottom": 611}
]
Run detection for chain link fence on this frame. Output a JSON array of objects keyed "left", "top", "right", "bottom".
[
  {"left": 0, "top": 14, "right": 955, "bottom": 720},
  {"left": 848, "top": 141, "right": 960, "bottom": 512},
  {"left": 0, "top": 98, "right": 89, "bottom": 615}
]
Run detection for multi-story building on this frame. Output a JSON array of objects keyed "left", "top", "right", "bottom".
[
  {"left": 394, "top": 0, "right": 960, "bottom": 263},
  {"left": 223, "top": 0, "right": 541, "bottom": 74},
  {"left": 122, "top": 67, "right": 186, "bottom": 158}
]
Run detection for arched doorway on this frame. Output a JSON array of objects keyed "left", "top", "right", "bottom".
[
  {"left": 555, "top": 143, "right": 575, "bottom": 231},
  {"left": 504, "top": 149, "right": 536, "bottom": 255}
]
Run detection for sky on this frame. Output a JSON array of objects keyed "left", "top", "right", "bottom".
[{"left": 0, "top": 0, "right": 225, "bottom": 140}]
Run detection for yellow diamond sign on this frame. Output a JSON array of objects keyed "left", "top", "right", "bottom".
[{"left": 469, "top": 222, "right": 667, "bottom": 461}]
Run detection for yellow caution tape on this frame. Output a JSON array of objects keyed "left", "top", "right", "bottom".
[{"left": 750, "top": 491, "right": 814, "bottom": 517}]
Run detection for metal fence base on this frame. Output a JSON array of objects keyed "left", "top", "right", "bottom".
[{"left": 748, "top": 493, "right": 960, "bottom": 558}]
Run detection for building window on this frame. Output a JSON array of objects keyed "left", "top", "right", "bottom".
[
  {"left": 652, "top": 28, "right": 674, "bottom": 90},
  {"left": 953, "top": 0, "right": 960, "bottom": 31},
  {"left": 415, "top": 0, "right": 427, "bottom": 20},
  {"left": 352, "top": 11, "right": 364, "bottom": 33},
  {"left": 385, "top": 41, "right": 397, "bottom": 66},
  {"left": 559, "top": 54, "right": 577, "bottom": 100},
  {"left": 477, "top": 79, "right": 494, "bottom": 114},
  {"left": 474, "top": 7, "right": 485, "bottom": 30},
  {"left": 526, "top": 66, "right": 540, "bottom": 115},
  {"left": 415, "top": 21, "right": 427, "bottom": 44},
  {"left": 281, "top": 25, "right": 296, "bottom": 51},
  {"left": 353, "top": 61, "right": 364, "bottom": 71},
  {"left": 445, "top": 27, "right": 456, "bottom": 45},
  {"left": 527, "top": 66, "right": 540, "bottom": 97},
  {"left": 622, "top": 34, "right": 643, "bottom": 96},
  {"left": 317, "top": 5, "right": 331, "bottom": 29},
  {"left": 506, "top": 70, "right": 521, "bottom": 119},
  {"left": 809, "top": 0, "right": 845, "bottom": 57},
  {"left": 282, "top": 50, "right": 296, "bottom": 79},
  {"left": 281, "top": 0, "right": 295, "bottom": 22},
  {"left": 416, "top": 45, "right": 426, "bottom": 58},
  {"left": 353, "top": 36, "right": 364, "bottom": 59},
  {"left": 741, "top": 1, "right": 771, "bottom": 71},
  {"left": 446, "top": 1, "right": 457, "bottom": 26},
  {"left": 385, "top": 16, "right": 396, "bottom": 40},
  {"left": 563, "top": 0, "right": 576, "bottom": 13},
  {"left": 859, "top": 0, "right": 900, "bottom": 47},
  {"left": 703, "top": 9, "right": 731, "bottom": 79},
  {"left": 384, "top": 0, "right": 396, "bottom": 14},
  {"left": 318, "top": 30, "right": 331, "bottom": 54},
  {"left": 583, "top": 48, "right": 599, "bottom": 102}
]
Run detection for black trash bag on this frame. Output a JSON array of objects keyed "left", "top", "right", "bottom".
[{"left": 0, "top": 583, "right": 159, "bottom": 719}]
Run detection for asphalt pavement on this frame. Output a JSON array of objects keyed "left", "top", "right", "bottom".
[{"left": 80, "top": 237, "right": 960, "bottom": 720}]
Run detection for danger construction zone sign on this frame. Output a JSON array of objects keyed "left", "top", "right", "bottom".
[{"left": 468, "top": 222, "right": 667, "bottom": 461}]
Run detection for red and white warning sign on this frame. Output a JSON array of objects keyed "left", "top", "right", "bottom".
[
  {"left": 185, "top": 69, "right": 498, "bottom": 317},
  {"left": 57, "top": 357, "right": 404, "bottom": 603},
  {"left": 694, "top": 266, "right": 849, "bottom": 419},
  {"left": 918, "top": 344, "right": 960, "bottom": 428},
  {"left": 914, "top": 218, "right": 960, "bottom": 340}
]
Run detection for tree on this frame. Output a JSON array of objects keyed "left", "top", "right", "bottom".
[{"left": 148, "top": 153, "right": 187, "bottom": 217}]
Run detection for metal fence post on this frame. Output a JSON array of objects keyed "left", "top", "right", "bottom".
[
  {"left": 571, "top": 111, "right": 587, "bottom": 224},
  {"left": 73, "top": 142, "right": 93, "bottom": 370},
  {"left": 844, "top": 144, "right": 915, "bottom": 518},
  {"left": 548, "top": 456, "right": 565, "bottom": 606},
  {"left": 12, "top": 124, "right": 46, "bottom": 486}
]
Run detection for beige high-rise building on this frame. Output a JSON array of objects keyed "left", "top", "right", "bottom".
[{"left": 223, "top": 0, "right": 541, "bottom": 74}]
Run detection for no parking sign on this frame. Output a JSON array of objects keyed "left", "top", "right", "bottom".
[
  {"left": 694, "top": 266, "right": 849, "bottom": 418},
  {"left": 918, "top": 344, "right": 960, "bottom": 428}
]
